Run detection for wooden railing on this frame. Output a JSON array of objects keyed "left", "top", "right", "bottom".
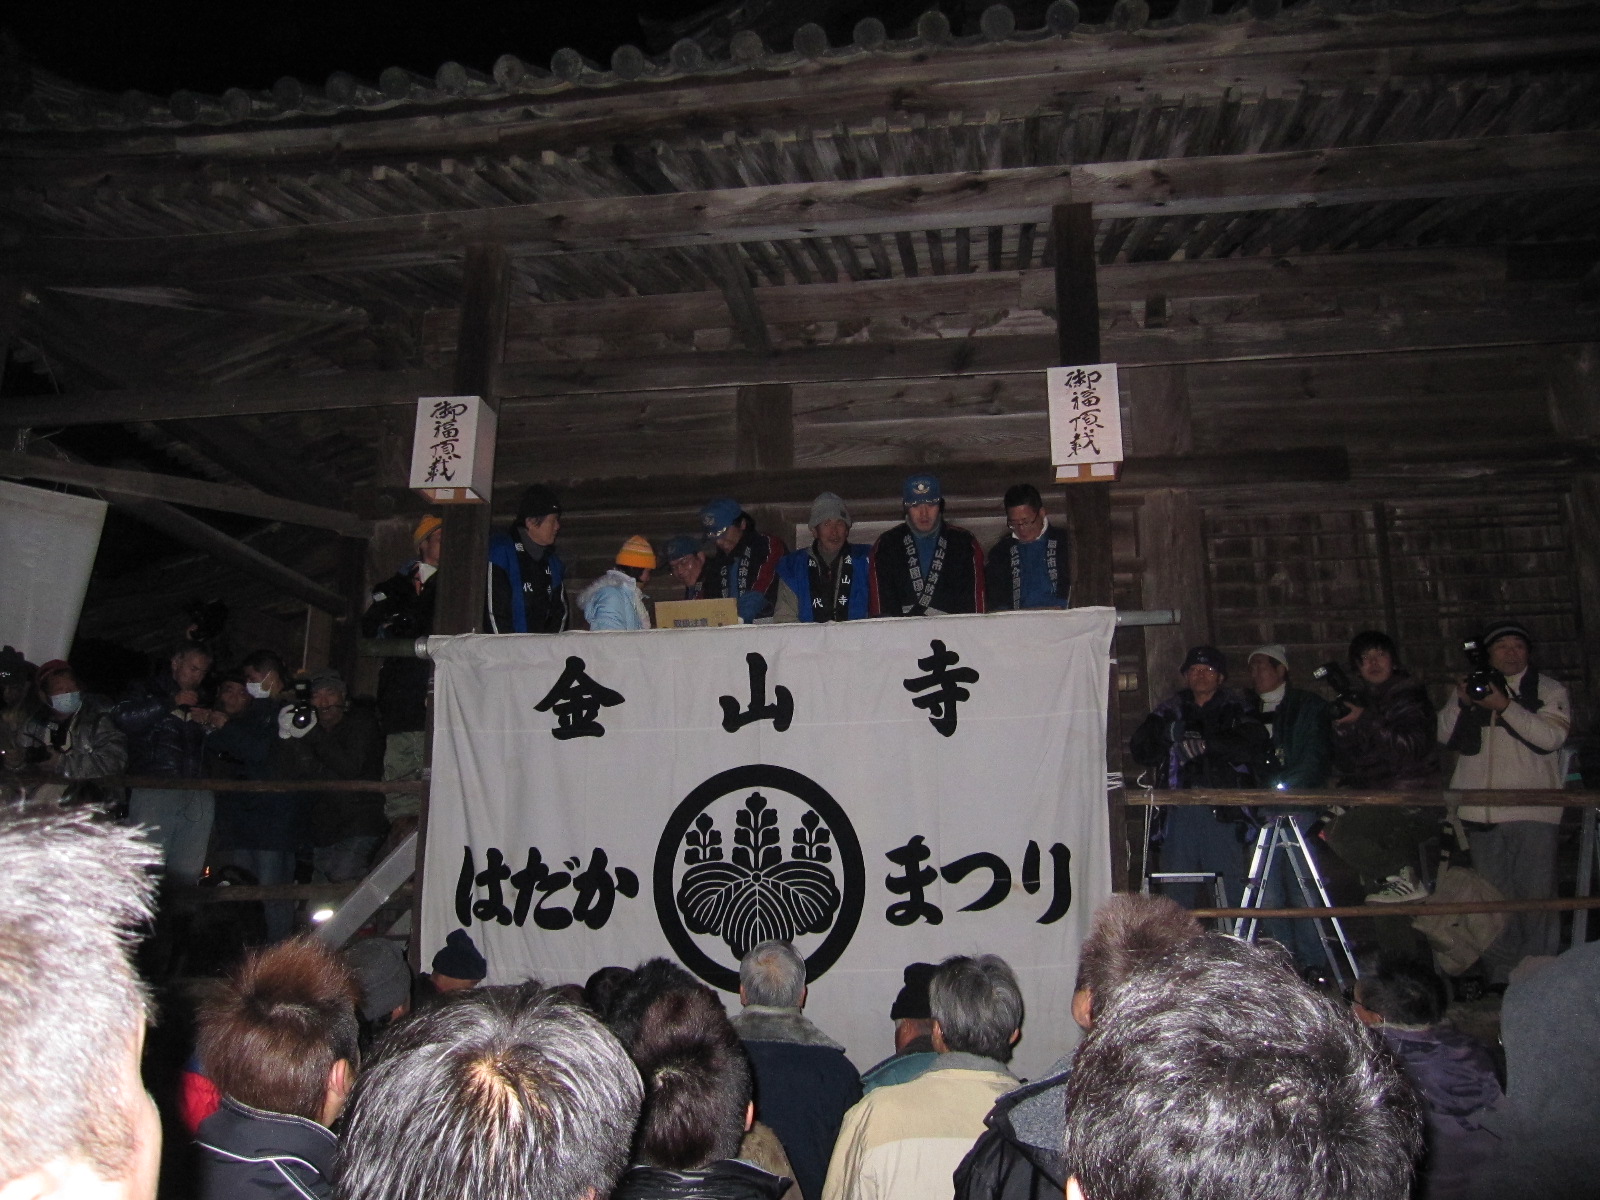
[{"left": 1126, "top": 786, "right": 1600, "bottom": 921}]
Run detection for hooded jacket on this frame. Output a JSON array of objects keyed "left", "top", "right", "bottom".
[
  {"left": 195, "top": 1096, "right": 336, "bottom": 1200},
  {"left": 952, "top": 1061, "right": 1072, "bottom": 1200},
  {"left": 581, "top": 569, "right": 652, "bottom": 631}
]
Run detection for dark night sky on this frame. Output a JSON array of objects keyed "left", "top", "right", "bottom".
[{"left": 4, "top": 0, "right": 730, "bottom": 95}]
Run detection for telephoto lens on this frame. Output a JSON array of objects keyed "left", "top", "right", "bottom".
[{"left": 291, "top": 678, "right": 315, "bottom": 729}]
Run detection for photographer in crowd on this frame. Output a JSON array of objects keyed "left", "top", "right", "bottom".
[
  {"left": 16, "top": 658, "right": 126, "bottom": 789},
  {"left": 1323, "top": 631, "right": 1441, "bottom": 904},
  {"left": 1438, "top": 621, "right": 1570, "bottom": 982},
  {"left": 1130, "top": 646, "right": 1271, "bottom": 908}
]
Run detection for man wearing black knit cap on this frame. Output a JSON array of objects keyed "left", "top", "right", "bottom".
[
  {"left": 416, "top": 929, "right": 487, "bottom": 1007},
  {"left": 486, "top": 484, "right": 568, "bottom": 633},
  {"left": 860, "top": 963, "right": 939, "bottom": 1092},
  {"left": 1438, "top": 619, "right": 1570, "bottom": 980}
]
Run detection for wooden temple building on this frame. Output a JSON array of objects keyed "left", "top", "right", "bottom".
[{"left": 2, "top": 0, "right": 1598, "bottom": 762}]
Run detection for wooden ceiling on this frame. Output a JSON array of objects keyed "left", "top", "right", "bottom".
[{"left": 0, "top": 0, "right": 1597, "bottom": 642}]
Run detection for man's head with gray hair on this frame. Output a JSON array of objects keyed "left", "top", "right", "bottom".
[
  {"left": 337, "top": 985, "right": 643, "bottom": 1200},
  {"left": 930, "top": 953, "right": 1024, "bottom": 1063},
  {"left": 738, "top": 940, "right": 807, "bottom": 1008},
  {"left": 0, "top": 804, "right": 162, "bottom": 1200}
]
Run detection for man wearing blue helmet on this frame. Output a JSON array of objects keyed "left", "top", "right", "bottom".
[
  {"left": 869, "top": 474, "right": 985, "bottom": 617},
  {"left": 699, "top": 497, "right": 788, "bottom": 623}
]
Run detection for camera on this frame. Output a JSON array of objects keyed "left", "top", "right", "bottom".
[
  {"left": 1462, "top": 639, "right": 1506, "bottom": 703},
  {"left": 290, "top": 678, "right": 316, "bottom": 730},
  {"left": 1312, "top": 661, "right": 1360, "bottom": 720}
]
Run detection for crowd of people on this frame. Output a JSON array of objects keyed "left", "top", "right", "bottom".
[
  {"left": 1132, "top": 620, "right": 1573, "bottom": 987},
  {"left": 1, "top": 638, "right": 387, "bottom": 936},
  {"left": 5, "top": 805, "right": 1597, "bottom": 1200}
]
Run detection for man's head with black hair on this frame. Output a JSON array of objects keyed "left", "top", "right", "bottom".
[
  {"left": 1072, "top": 893, "right": 1204, "bottom": 1027},
  {"left": 1352, "top": 954, "right": 1446, "bottom": 1030},
  {"left": 600, "top": 957, "right": 701, "bottom": 1051},
  {"left": 626, "top": 983, "right": 752, "bottom": 1170},
  {"left": 1063, "top": 934, "right": 1422, "bottom": 1200}
]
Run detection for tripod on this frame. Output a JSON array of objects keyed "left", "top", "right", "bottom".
[{"left": 1236, "top": 813, "right": 1359, "bottom": 989}]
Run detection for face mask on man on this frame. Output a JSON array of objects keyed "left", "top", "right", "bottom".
[
  {"left": 246, "top": 680, "right": 271, "bottom": 699},
  {"left": 49, "top": 691, "right": 82, "bottom": 716}
]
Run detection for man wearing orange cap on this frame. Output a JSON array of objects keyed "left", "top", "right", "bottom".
[
  {"left": 362, "top": 514, "right": 442, "bottom": 831},
  {"left": 580, "top": 537, "right": 657, "bottom": 631}
]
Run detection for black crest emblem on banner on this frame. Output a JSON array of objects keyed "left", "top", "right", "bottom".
[{"left": 655, "top": 765, "right": 865, "bottom": 992}]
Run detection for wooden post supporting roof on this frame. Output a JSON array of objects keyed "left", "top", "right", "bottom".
[
  {"left": 432, "top": 245, "right": 511, "bottom": 637},
  {"left": 1053, "top": 201, "right": 1130, "bottom": 891}
]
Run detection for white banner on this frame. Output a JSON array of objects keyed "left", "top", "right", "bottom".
[
  {"left": 421, "top": 608, "right": 1114, "bottom": 1078},
  {"left": 0, "top": 480, "right": 107, "bottom": 664}
]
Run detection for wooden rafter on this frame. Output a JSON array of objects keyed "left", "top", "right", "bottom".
[{"left": 5, "top": 133, "right": 1597, "bottom": 287}]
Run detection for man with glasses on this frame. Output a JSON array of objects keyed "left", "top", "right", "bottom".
[{"left": 985, "top": 483, "right": 1071, "bottom": 611}]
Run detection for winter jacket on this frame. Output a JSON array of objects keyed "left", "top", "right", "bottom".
[
  {"left": 823, "top": 1055, "right": 1017, "bottom": 1200},
  {"left": 195, "top": 1096, "right": 336, "bottom": 1200},
  {"left": 1331, "top": 671, "right": 1440, "bottom": 789},
  {"left": 1251, "top": 685, "right": 1333, "bottom": 791},
  {"left": 733, "top": 1007, "right": 862, "bottom": 1200},
  {"left": 18, "top": 694, "right": 127, "bottom": 779},
  {"left": 362, "top": 565, "right": 435, "bottom": 733},
  {"left": 952, "top": 1062, "right": 1072, "bottom": 1200},
  {"left": 774, "top": 543, "right": 872, "bottom": 623},
  {"left": 111, "top": 671, "right": 210, "bottom": 778},
  {"left": 984, "top": 524, "right": 1071, "bottom": 611},
  {"left": 612, "top": 1159, "right": 794, "bottom": 1200},
  {"left": 486, "top": 528, "right": 568, "bottom": 633},
  {"left": 869, "top": 523, "right": 986, "bottom": 617},
  {"left": 274, "top": 705, "right": 385, "bottom": 845},
  {"left": 206, "top": 698, "right": 300, "bottom": 853},
  {"left": 705, "top": 527, "right": 788, "bottom": 622},
  {"left": 1379, "top": 1025, "right": 1503, "bottom": 1200},
  {"left": 580, "top": 569, "right": 652, "bottom": 631},
  {"left": 1130, "top": 687, "right": 1272, "bottom": 790},
  {"left": 1439, "top": 669, "right": 1569, "bottom": 824}
]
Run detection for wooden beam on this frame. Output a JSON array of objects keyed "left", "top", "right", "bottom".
[
  {"left": 6, "top": 299, "right": 1597, "bottom": 430},
  {"left": 6, "top": 133, "right": 1597, "bottom": 287},
  {"left": 426, "top": 246, "right": 1533, "bottom": 347},
  {"left": 103, "top": 494, "right": 343, "bottom": 612},
  {"left": 0, "top": 449, "right": 372, "bottom": 536},
  {"left": 0, "top": 367, "right": 445, "bottom": 429},
  {"left": 706, "top": 246, "right": 772, "bottom": 354},
  {"left": 528, "top": 447, "right": 1351, "bottom": 513},
  {"left": 432, "top": 244, "right": 510, "bottom": 636}
]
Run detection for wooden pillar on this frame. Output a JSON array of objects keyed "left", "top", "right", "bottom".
[
  {"left": 1551, "top": 344, "right": 1600, "bottom": 700},
  {"left": 432, "top": 245, "right": 511, "bottom": 636},
  {"left": 330, "top": 535, "right": 368, "bottom": 685},
  {"left": 1053, "top": 204, "right": 1113, "bottom": 608},
  {"left": 1053, "top": 202, "right": 1129, "bottom": 890},
  {"left": 412, "top": 245, "right": 510, "bottom": 969}
]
